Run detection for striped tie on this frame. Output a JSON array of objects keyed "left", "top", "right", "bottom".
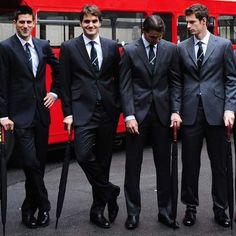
[
  {"left": 197, "top": 41, "right": 204, "bottom": 70},
  {"left": 24, "top": 43, "right": 32, "bottom": 70},
  {"left": 90, "top": 41, "right": 99, "bottom": 72},
  {"left": 149, "top": 44, "right": 156, "bottom": 74}
]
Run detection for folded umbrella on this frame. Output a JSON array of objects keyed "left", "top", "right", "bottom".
[
  {"left": 55, "top": 131, "right": 73, "bottom": 229},
  {"left": 171, "top": 121, "right": 178, "bottom": 226},
  {"left": 226, "top": 123, "right": 234, "bottom": 230},
  {"left": 0, "top": 126, "right": 7, "bottom": 236}
]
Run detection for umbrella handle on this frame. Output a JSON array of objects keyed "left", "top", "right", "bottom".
[
  {"left": 227, "top": 123, "right": 232, "bottom": 141},
  {"left": 173, "top": 121, "right": 177, "bottom": 142},
  {"left": 68, "top": 130, "right": 73, "bottom": 142},
  {"left": 0, "top": 126, "right": 5, "bottom": 144}
]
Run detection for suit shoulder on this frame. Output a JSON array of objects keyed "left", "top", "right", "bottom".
[
  {"left": 100, "top": 37, "right": 118, "bottom": 46},
  {"left": 61, "top": 37, "right": 78, "bottom": 47},
  {"left": 161, "top": 39, "right": 176, "bottom": 48},
  {"left": 211, "top": 34, "right": 231, "bottom": 45}
]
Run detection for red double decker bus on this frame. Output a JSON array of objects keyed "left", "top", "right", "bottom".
[{"left": 1, "top": 0, "right": 236, "bottom": 146}]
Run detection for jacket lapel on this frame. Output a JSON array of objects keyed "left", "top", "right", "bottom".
[
  {"left": 13, "top": 35, "right": 34, "bottom": 76},
  {"left": 186, "top": 37, "right": 197, "bottom": 68},
  {"left": 201, "top": 34, "right": 216, "bottom": 67},
  {"left": 99, "top": 37, "right": 108, "bottom": 73},
  {"left": 135, "top": 38, "right": 152, "bottom": 75},
  {"left": 75, "top": 35, "right": 98, "bottom": 77},
  {"left": 33, "top": 38, "right": 44, "bottom": 77}
]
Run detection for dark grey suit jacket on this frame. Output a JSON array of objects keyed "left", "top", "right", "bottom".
[
  {"left": 177, "top": 33, "right": 236, "bottom": 125},
  {"left": 0, "top": 34, "right": 60, "bottom": 128},
  {"left": 60, "top": 34, "right": 120, "bottom": 126},
  {"left": 119, "top": 38, "right": 181, "bottom": 126}
]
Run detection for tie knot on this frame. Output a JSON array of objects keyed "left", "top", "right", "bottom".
[
  {"left": 149, "top": 44, "right": 154, "bottom": 49},
  {"left": 90, "top": 41, "right": 95, "bottom": 46},
  {"left": 25, "top": 42, "right": 30, "bottom": 48},
  {"left": 197, "top": 41, "right": 203, "bottom": 47}
]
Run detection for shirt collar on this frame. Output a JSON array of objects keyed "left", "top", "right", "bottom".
[
  {"left": 142, "top": 34, "right": 157, "bottom": 48},
  {"left": 194, "top": 30, "right": 210, "bottom": 46},
  {"left": 16, "top": 33, "right": 34, "bottom": 48},
  {"left": 83, "top": 34, "right": 101, "bottom": 46}
]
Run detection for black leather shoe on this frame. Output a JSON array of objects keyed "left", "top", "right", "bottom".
[
  {"left": 125, "top": 215, "right": 139, "bottom": 230},
  {"left": 214, "top": 211, "right": 230, "bottom": 228},
  {"left": 108, "top": 186, "right": 120, "bottom": 223},
  {"left": 183, "top": 211, "right": 196, "bottom": 226},
  {"left": 90, "top": 213, "right": 110, "bottom": 228},
  {"left": 37, "top": 211, "right": 50, "bottom": 227},
  {"left": 22, "top": 214, "right": 38, "bottom": 228},
  {"left": 158, "top": 213, "right": 179, "bottom": 229}
]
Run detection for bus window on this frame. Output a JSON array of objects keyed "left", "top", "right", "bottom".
[
  {"left": 153, "top": 13, "right": 172, "bottom": 42},
  {"left": 37, "top": 12, "right": 82, "bottom": 47},
  {"left": 177, "top": 16, "right": 215, "bottom": 42},
  {"left": 0, "top": 11, "right": 15, "bottom": 41},
  {"left": 37, "top": 11, "right": 145, "bottom": 46},
  {"left": 101, "top": 12, "right": 146, "bottom": 45},
  {"left": 218, "top": 16, "right": 236, "bottom": 44}
]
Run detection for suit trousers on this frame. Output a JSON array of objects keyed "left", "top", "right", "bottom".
[
  {"left": 74, "top": 103, "right": 118, "bottom": 214},
  {"left": 181, "top": 106, "right": 228, "bottom": 213},
  {"left": 15, "top": 119, "right": 50, "bottom": 216},
  {"left": 124, "top": 105, "right": 172, "bottom": 216}
]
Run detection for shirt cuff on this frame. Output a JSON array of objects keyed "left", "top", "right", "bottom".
[
  {"left": 49, "top": 92, "right": 58, "bottom": 99},
  {"left": 125, "top": 115, "right": 135, "bottom": 122},
  {"left": 0, "top": 117, "right": 9, "bottom": 121}
]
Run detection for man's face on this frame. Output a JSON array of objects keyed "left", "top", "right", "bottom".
[
  {"left": 143, "top": 30, "right": 163, "bottom": 45},
  {"left": 14, "top": 14, "right": 34, "bottom": 41},
  {"left": 80, "top": 14, "right": 101, "bottom": 40},
  {"left": 186, "top": 14, "right": 206, "bottom": 37}
]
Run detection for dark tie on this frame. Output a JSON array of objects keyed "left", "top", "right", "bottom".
[
  {"left": 197, "top": 41, "right": 204, "bottom": 70},
  {"left": 149, "top": 44, "right": 156, "bottom": 74},
  {"left": 90, "top": 41, "right": 99, "bottom": 72},
  {"left": 89, "top": 41, "right": 101, "bottom": 101},
  {"left": 24, "top": 43, "right": 32, "bottom": 70}
]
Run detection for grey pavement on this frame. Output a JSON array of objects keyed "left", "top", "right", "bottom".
[{"left": 4, "top": 142, "right": 236, "bottom": 236}]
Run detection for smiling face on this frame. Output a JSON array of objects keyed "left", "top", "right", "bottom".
[
  {"left": 80, "top": 13, "right": 101, "bottom": 40},
  {"left": 13, "top": 14, "right": 34, "bottom": 41}
]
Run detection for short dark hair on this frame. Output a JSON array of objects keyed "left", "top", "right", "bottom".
[
  {"left": 79, "top": 4, "right": 102, "bottom": 22},
  {"left": 185, "top": 4, "right": 208, "bottom": 21},
  {"left": 143, "top": 15, "right": 165, "bottom": 33},
  {"left": 14, "top": 5, "right": 34, "bottom": 21}
]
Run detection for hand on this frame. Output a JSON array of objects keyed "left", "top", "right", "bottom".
[
  {"left": 126, "top": 119, "right": 139, "bottom": 134},
  {"left": 223, "top": 111, "right": 235, "bottom": 127},
  {"left": 170, "top": 112, "right": 182, "bottom": 128},
  {"left": 63, "top": 116, "right": 73, "bottom": 134},
  {"left": 44, "top": 93, "right": 57, "bottom": 108},
  {"left": 0, "top": 119, "right": 14, "bottom": 131}
]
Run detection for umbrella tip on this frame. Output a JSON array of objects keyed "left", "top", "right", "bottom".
[
  {"left": 3, "top": 226, "right": 5, "bottom": 236},
  {"left": 55, "top": 219, "right": 58, "bottom": 229}
]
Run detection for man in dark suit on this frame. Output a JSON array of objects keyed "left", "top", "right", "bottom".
[
  {"left": 0, "top": 6, "right": 59, "bottom": 228},
  {"left": 60, "top": 4, "right": 120, "bottom": 228},
  {"left": 177, "top": 4, "right": 236, "bottom": 228},
  {"left": 119, "top": 15, "right": 182, "bottom": 230}
]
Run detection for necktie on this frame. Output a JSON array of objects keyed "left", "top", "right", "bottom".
[
  {"left": 24, "top": 43, "right": 32, "bottom": 70},
  {"left": 197, "top": 41, "right": 204, "bottom": 70},
  {"left": 90, "top": 41, "right": 99, "bottom": 72},
  {"left": 89, "top": 41, "right": 101, "bottom": 101},
  {"left": 149, "top": 44, "right": 156, "bottom": 74}
]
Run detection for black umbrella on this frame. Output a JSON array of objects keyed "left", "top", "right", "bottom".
[
  {"left": 55, "top": 130, "right": 72, "bottom": 229},
  {"left": 0, "top": 126, "right": 7, "bottom": 236},
  {"left": 226, "top": 124, "right": 234, "bottom": 230},
  {"left": 171, "top": 121, "right": 178, "bottom": 226}
]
